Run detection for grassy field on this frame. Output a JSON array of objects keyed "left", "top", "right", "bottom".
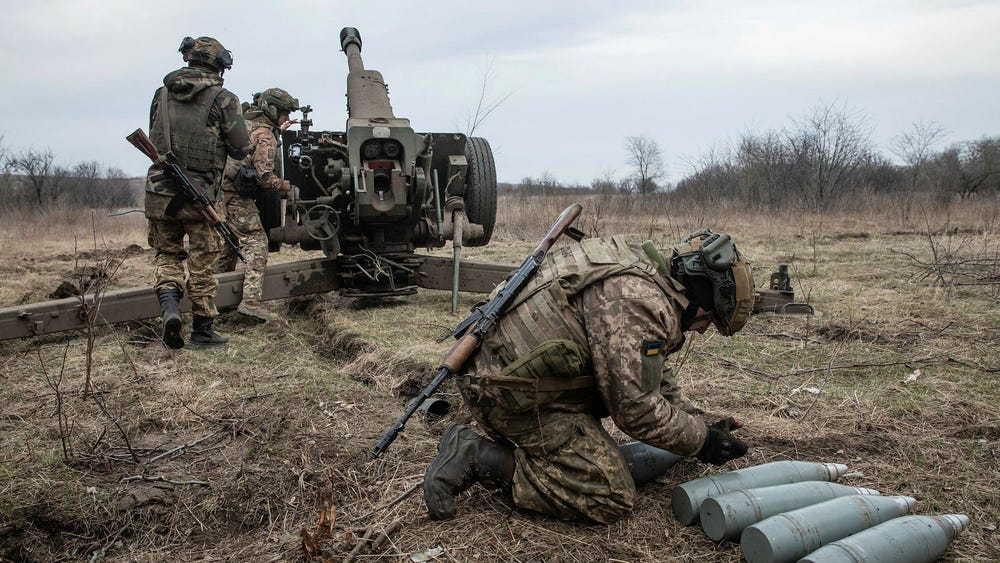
[{"left": 1, "top": 193, "right": 998, "bottom": 562}]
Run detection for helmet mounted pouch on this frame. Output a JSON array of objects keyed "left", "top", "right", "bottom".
[
  {"left": 700, "top": 233, "right": 736, "bottom": 271},
  {"left": 672, "top": 228, "right": 754, "bottom": 336},
  {"left": 178, "top": 36, "right": 196, "bottom": 54}
]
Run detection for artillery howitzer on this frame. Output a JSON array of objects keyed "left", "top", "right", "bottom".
[{"left": 261, "top": 27, "right": 497, "bottom": 296}]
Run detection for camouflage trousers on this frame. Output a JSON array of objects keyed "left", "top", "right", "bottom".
[
  {"left": 218, "top": 192, "right": 267, "bottom": 302},
  {"left": 458, "top": 381, "right": 637, "bottom": 524},
  {"left": 147, "top": 215, "right": 222, "bottom": 318}
]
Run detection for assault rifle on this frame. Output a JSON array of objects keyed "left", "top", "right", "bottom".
[
  {"left": 371, "top": 203, "right": 584, "bottom": 459},
  {"left": 126, "top": 128, "right": 246, "bottom": 262}
]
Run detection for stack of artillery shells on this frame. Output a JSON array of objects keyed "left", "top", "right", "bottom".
[{"left": 670, "top": 460, "right": 970, "bottom": 563}]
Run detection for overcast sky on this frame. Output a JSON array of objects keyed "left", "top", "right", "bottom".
[{"left": 2, "top": 0, "right": 998, "bottom": 186}]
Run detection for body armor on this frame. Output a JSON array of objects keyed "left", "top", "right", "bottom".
[
  {"left": 472, "top": 236, "right": 688, "bottom": 412},
  {"left": 149, "top": 84, "right": 227, "bottom": 179}
]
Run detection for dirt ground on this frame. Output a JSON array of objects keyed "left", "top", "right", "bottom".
[{"left": 1, "top": 200, "right": 998, "bottom": 562}]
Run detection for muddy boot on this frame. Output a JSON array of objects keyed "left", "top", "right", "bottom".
[
  {"left": 619, "top": 441, "right": 685, "bottom": 486},
  {"left": 156, "top": 288, "right": 184, "bottom": 349},
  {"left": 236, "top": 299, "right": 271, "bottom": 323},
  {"left": 423, "top": 423, "right": 514, "bottom": 520},
  {"left": 190, "top": 315, "right": 229, "bottom": 347}
]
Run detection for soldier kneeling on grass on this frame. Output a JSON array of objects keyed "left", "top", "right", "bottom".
[{"left": 424, "top": 229, "right": 755, "bottom": 523}]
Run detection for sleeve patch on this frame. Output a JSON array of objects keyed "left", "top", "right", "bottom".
[{"left": 642, "top": 340, "right": 664, "bottom": 356}]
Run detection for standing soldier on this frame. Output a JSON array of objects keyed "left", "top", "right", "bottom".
[
  {"left": 423, "top": 230, "right": 754, "bottom": 523},
  {"left": 145, "top": 37, "right": 251, "bottom": 349},
  {"left": 217, "top": 88, "right": 300, "bottom": 322}
]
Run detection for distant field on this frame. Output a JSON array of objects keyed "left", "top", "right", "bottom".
[{"left": 1, "top": 193, "right": 998, "bottom": 561}]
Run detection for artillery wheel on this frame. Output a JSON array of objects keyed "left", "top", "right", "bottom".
[
  {"left": 464, "top": 137, "right": 497, "bottom": 246},
  {"left": 255, "top": 190, "right": 283, "bottom": 252}
]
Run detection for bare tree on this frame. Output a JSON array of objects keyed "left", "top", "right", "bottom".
[
  {"left": 890, "top": 121, "right": 947, "bottom": 221},
  {"left": 463, "top": 57, "right": 513, "bottom": 137},
  {"left": 957, "top": 137, "right": 1000, "bottom": 199},
  {"left": 737, "top": 130, "right": 792, "bottom": 207},
  {"left": 102, "top": 166, "right": 137, "bottom": 209},
  {"left": 64, "top": 162, "right": 137, "bottom": 210},
  {"left": 0, "top": 136, "right": 13, "bottom": 199},
  {"left": 926, "top": 137, "right": 1000, "bottom": 202},
  {"left": 624, "top": 135, "right": 665, "bottom": 195},
  {"left": 786, "top": 101, "right": 873, "bottom": 210},
  {"left": 926, "top": 147, "right": 962, "bottom": 203},
  {"left": 9, "top": 147, "right": 59, "bottom": 207},
  {"left": 590, "top": 169, "right": 619, "bottom": 194}
]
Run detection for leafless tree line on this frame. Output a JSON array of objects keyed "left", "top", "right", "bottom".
[
  {"left": 0, "top": 137, "right": 138, "bottom": 211},
  {"left": 499, "top": 102, "right": 998, "bottom": 215},
  {"left": 674, "top": 102, "right": 1000, "bottom": 213}
]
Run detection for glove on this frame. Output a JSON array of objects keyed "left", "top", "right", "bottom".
[{"left": 696, "top": 417, "right": 749, "bottom": 466}]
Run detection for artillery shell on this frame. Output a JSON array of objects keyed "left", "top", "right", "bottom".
[
  {"left": 700, "top": 481, "right": 880, "bottom": 541},
  {"left": 740, "top": 495, "right": 917, "bottom": 563},
  {"left": 672, "top": 461, "right": 849, "bottom": 525},
  {"left": 798, "top": 514, "right": 970, "bottom": 563}
]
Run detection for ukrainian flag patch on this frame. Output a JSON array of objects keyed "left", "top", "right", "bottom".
[{"left": 642, "top": 341, "right": 664, "bottom": 356}]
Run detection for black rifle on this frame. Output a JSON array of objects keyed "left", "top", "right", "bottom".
[
  {"left": 371, "top": 203, "right": 584, "bottom": 458},
  {"left": 126, "top": 128, "right": 246, "bottom": 262}
]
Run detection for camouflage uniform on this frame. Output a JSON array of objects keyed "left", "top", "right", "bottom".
[
  {"left": 457, "top": 236, "right": 709, "bottom": 523},
  {"left": 144, "top": 65, "right": 250, "bottom": 318},
  {"left": 217, "top": 108, "right": 287, "bottom": 305}
]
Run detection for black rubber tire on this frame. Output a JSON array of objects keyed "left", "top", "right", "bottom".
[
  {"left": 255, "top": 190, "right": 283, "bottom": 252},
  {"left": 463, "top": 137, "right": 497, "bottom": 246}
]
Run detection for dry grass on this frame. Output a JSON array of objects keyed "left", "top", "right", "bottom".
[{"left": 1, "top": 194, "right": 999, "bottom": 561}]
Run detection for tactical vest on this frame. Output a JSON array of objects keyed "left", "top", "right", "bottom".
[
  {"left": 224, "top": 114, "right": 274, "bottom": 187},
  {"left": 149, "top": 84, "right": 227, "bottom": 176},
  {"left": 476, "top": 235, "right": 689, "bottom": 406}
]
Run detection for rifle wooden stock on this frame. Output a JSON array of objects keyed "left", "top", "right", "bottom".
[
  {"left": 126, "top": 128, "right": 247, "bottom": 262},
  {"left": 440, "top": 331, "right": 482, "bottom": 372},
  {"left": 371, "top": 203, "right": 583, "bottom": 459},
  {"left": 126, "top": 129, "right": 160, "bottom": 162}
]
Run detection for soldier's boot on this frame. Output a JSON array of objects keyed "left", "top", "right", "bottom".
[
  {"left": 423, "top": 423, "right": 514, "bottom": 520},
  {"left": 156, "top": 289, "right": 184, "bottom": 349},
  {"left": 619, "top": 441, "right": 685, "bottom": 486},
  {"left": 236, "top": 299, "right": 271, "bottom": 323},
  {"left": 190, "top": 315, "right": 229, "bottom": 347}
]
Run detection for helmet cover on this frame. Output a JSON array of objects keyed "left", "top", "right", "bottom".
[
  {"left": 671, "top": 229, "right": 754, "bottom": 336},
  {"left": 257, "top": 87, "right": 300, "bottom": 123},
  {"left": 179, "top": 36, "right": 233, "bottom": 71}
]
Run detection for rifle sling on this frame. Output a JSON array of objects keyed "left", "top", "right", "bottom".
[
  {"left": 159, "top": 88, "right": 173, "bottom": 154},
  {"left": 157, "top": 88, "right": 187, "bottom": 218}
]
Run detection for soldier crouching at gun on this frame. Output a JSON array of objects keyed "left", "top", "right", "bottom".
[
  {"left": 217, "top": 88, "right": 300, "bottom": 322},
  {"left": 423, "top": 229, "right": 755, "bottom": 523}
]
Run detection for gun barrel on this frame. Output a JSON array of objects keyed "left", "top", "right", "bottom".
[
  {"left": 340, "top": 27, "right": 365, "bottom": 74},
  {"left": 339, "top": 27, "right": 395, "bottom": 120}
]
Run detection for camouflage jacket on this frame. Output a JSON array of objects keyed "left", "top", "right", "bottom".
[
  {"left": 222, "top": 109, "right": 284, "bottom": 193},
  {"left": 471, "top": 237, "right": 709, "bottom": 456},
  {"left": 145, "top": 67, "right": 251, "bottom": 203}
]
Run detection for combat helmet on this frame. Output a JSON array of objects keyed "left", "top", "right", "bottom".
[
  {"left": 670, "top": 229, "right": 754, "bottom": 336},
  {"left": 257, "top": 88, "right": 300, "bottom": 123},
  {"left": 178, "top": 36, "right": 233, "bottom": 71}
]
